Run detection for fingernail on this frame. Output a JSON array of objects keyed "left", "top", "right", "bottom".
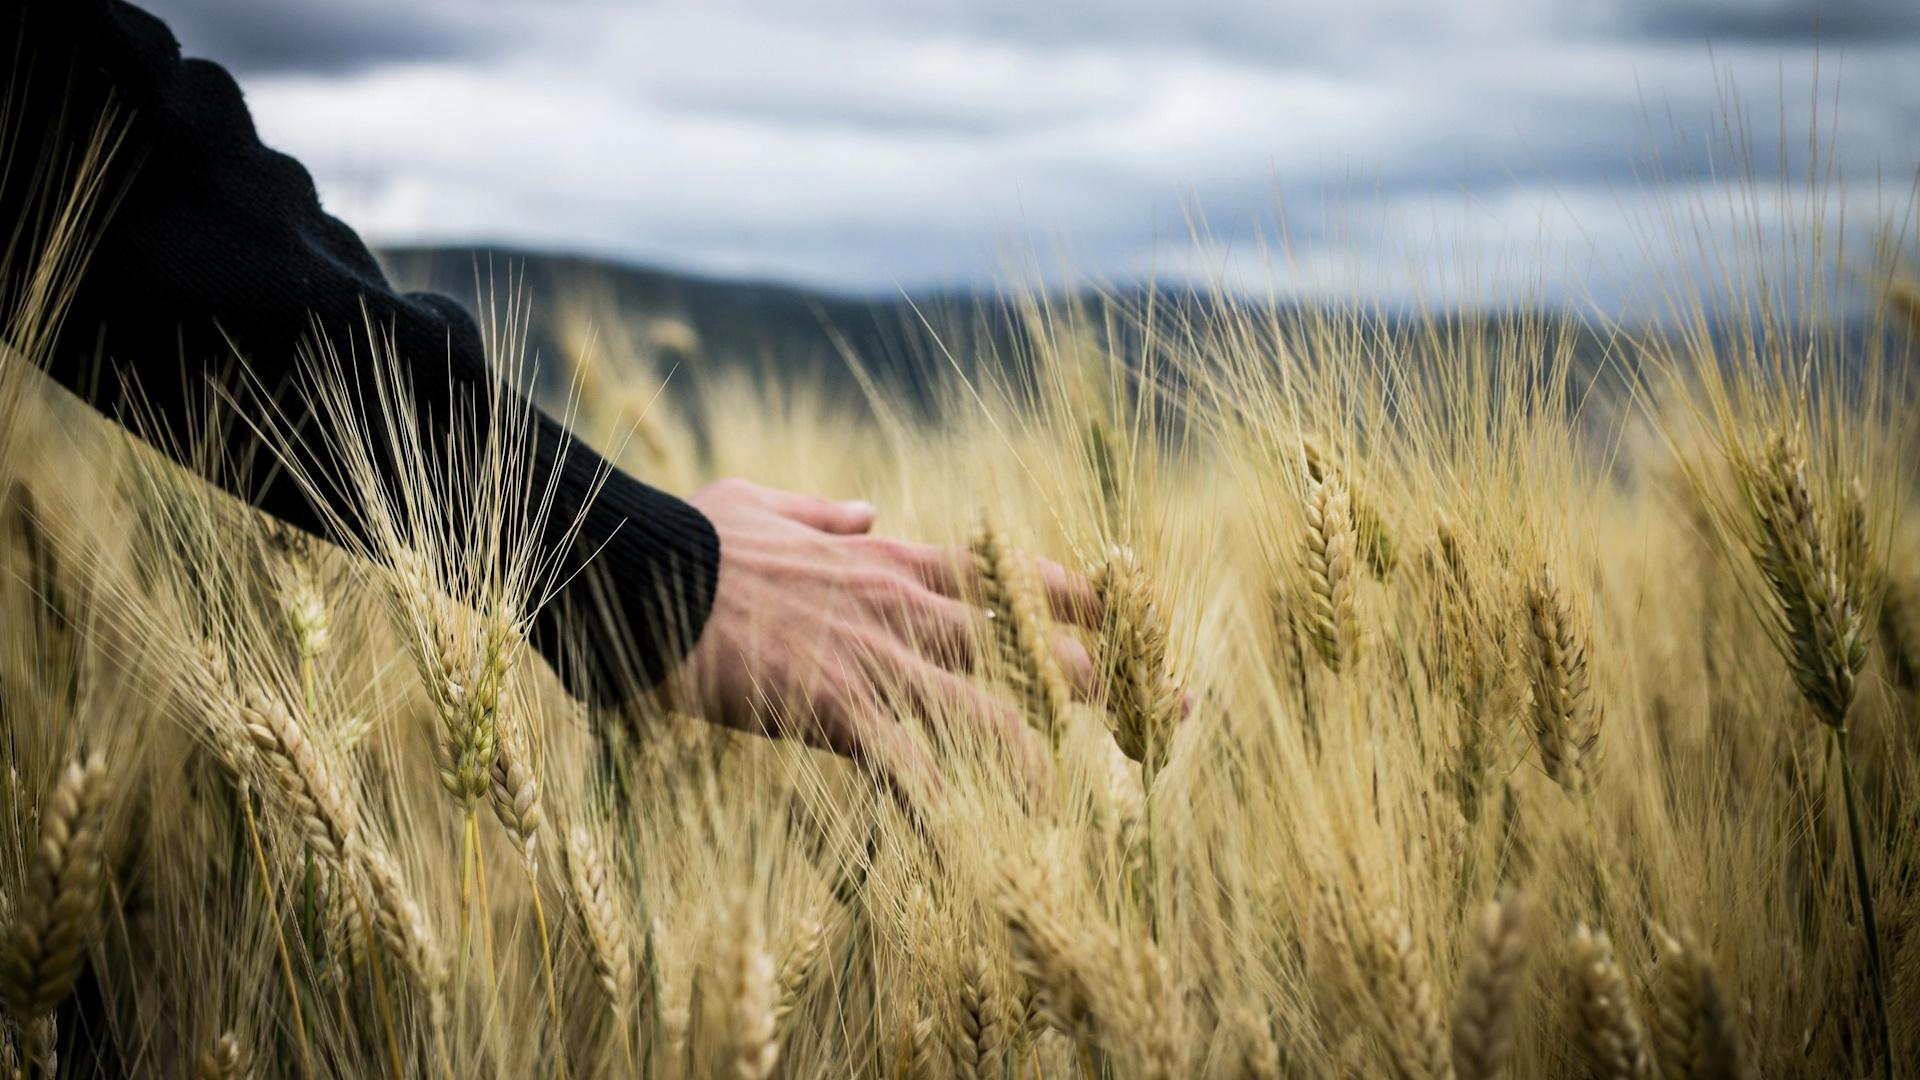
[{"left": 848, "top": 500, "right": 876, "bottom": 517}]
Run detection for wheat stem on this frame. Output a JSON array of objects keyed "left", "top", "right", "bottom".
[
  {"left": 516, "top": 866, "right": 566, "bottom": 1066},
  {"left": 345, "top": 882, "right": 407, "bottom": 1080},
  {"left": 471, "top": 813, "right": 498, "bottom": 990},
  {"left": 238, "top": 788, "right": 310, "bottom": 1078},
  {"left": 1835, "top": 725, "right": 1893, "bottom": 1080}
]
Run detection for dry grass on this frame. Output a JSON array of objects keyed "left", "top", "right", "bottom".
[{"left": 3, "top": 98, "right": 1920, "bottom": 1080}]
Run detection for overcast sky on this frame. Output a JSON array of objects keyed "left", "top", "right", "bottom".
[{"left": 146, "top": 0, "right": 1920, "bottom": 302}]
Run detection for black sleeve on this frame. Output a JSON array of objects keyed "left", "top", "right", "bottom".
[{"left": 3, "top": 0, "right": 719, "bottom": 700}]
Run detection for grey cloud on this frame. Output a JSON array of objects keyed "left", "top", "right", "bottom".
[
  {"left": 1598, "top": 0, "right": 1920, "bottom": 42},
  {"left": 142, "top": 0, "right": 505, "bottom": 74},
  {"left": 191, "top": 0, "right": 1919, "bottom": 301}
]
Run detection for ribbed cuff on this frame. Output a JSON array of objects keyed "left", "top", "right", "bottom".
[{"left": 532, "top": 411, "right": 721, "bottom": 703}]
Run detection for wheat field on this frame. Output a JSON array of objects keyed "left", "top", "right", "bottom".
[{"left": 3, "top": 119, "right": 1920, "bottom": 1079}]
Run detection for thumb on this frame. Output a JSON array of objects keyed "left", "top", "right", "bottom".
[{"left": 770, "top": 490, "right": 877, "bottom": 535}]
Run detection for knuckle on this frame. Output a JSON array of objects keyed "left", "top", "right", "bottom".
[
  {"left": 861, "top": 535, "right": 912, "bottom": 563},
  {"left": 818, "top": 664, "right": 870, "bottom": 711},
  {"left": 852, "top": 569, "right": 917, "bottom": 606}
]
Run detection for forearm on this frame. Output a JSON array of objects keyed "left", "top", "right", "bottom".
[{"left": 3, "top": 0, "right": 718, "bottom": 698}]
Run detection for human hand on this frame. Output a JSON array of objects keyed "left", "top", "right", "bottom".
[{"left": 674, "top": 478, "right": 1098, "bottom": 793}]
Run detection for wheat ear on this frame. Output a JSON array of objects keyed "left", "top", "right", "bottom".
[
  {"left": 772, "top": 913, "right": 826, "bottom": 1030},
  {"left": 997, "top": 860, "right": 1093, "bottom": 1035},
  {"left": 1649, "top": 929, "right": 1749, "bottom": 1080},
  {"left": 1093, "top": 546, "right": 1184, "bottom": 779},
  {"left": 270, "top": 526, "right": 331, "bottom": 665},
  {"left": 1227, "top": 1005, "right": 1280, "bottom": 1080},
  {"left": 198, "top": 1031, "right": 255, "bottom": 1080},
  {"left": 1887, "top": 275, "right": 1920, "bottom": 340},
  {"left": 1365, "top": 907, "right": 1453, "bottom": 1080},
  {"left": 971, "top": 518, "right": 1072, "bottom": 744},
  {"left": 391, "top": 551, "right": 514, "bottom": 806},
  {"left": 1301, "top": 473, "right": 1360, "bottom": 671},
  {"left": 1522, "top": 568, "right": 1600, "bottom": 797},
  {"left": 0, "top": 753, "right": 111, "bottom": 1020},
  {"left": 952, "top": 945, "right": 1003, "bottom": 1079},
  {"left": 488, "top": 710, "right": 542, "bottom": 871},
  {"left": 240, "top": 688, "right": 358, "bottom": 865},
  {"left": 1567, "top": 924, "right": 1651, "bottom": 1080},
  {"left": 357, "top": 841, "right": 448, "bottom": 994},
  {"left": 1303, "top": 438, "right": 1397, "bottom": 579},
  {"left": 1451, "top": 892, "right": 1529, "bottom": 1080},
  {"left": 568, "top": 825, "right": 638, "bottom": 1075},
  {"left": 1733, "top": 434, "right": 1871, "bottom": 728},
  {"left": 899, "top": 1006, "right": 936, "bottom": 1079},
  {"left": 565, "top": 826, "right": 636, "bottom": 1014},
  {"left": 720, "top": 895, "right": 779, "bottom": 1080}
]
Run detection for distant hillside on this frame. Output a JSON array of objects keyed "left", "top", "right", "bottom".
[{"left": 378, "top": 246, "right": 992, "bottom": 403}]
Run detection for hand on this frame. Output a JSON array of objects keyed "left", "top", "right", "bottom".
[{"left": 673, "top": 478, "right": 1098, "bottom": 794}]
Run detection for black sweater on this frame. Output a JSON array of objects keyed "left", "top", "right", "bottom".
[{"left": 3, "top": 0, "right": 720, "bottom": 700}]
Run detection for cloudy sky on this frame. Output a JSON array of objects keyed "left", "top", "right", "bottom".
[{"left": 147, "top": 0, "right": 1920, "bottom": 302}]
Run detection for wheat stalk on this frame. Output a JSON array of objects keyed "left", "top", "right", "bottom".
[
  {"left": 1567, "top": 924, "right": 1651, "bottom": 1080},
  {"left": 1451, "top": 893, "right": 1529, "bottom": 1080},
  {"left": 0, "top": 753, "right": 111, "bottom": 1020},
  {"left": 1729, "top": 433, "right": 1888, "bottom": 1076}
]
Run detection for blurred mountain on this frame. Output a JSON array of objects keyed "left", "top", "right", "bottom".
[{"left": 378, "top": 245, "right": 988, "bottom": 404}]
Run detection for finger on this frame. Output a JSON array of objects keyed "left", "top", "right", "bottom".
[
  {"left": 885, "top": 655, "right": 1050, "bottom": 802},
  {"left": 871, "top": 581, "right": 976, "bottom": 672},
  {"left": 799, "top": 664, "right": 927, "bottom": 774},
  {"left": 848, "top": 708, "right": 943, "bottom": 811},
  {"left": 1052, "top": 633, "right": 1097, "bottom": 700},
  {"left": 1031, "top": 555, "right": 1102, "bottom": 628},
  {"left": 892, "top": 541, "right": 975, "bottom": 599},
  {"left": 768, "top": 489, "right": 878, "bottom": 535}
]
